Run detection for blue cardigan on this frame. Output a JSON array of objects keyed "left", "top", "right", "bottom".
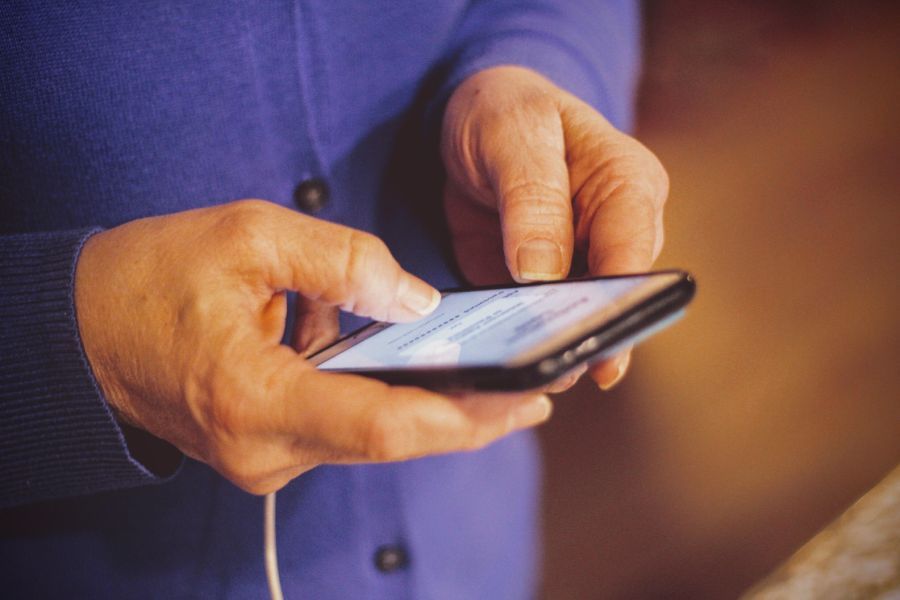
[{"left": 0, "top": 2, "right": 639, "bottom": 597}]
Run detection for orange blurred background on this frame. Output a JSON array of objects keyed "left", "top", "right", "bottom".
[{"left": 539, "top": 2, "right": 900, "bottom": 597}]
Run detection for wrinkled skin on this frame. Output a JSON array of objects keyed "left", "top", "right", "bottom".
[{"left": 442, "top": 66, "right": 668, "bottom": 389}]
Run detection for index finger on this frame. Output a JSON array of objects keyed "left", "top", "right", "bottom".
[{"left": 219, "top": 200, "right": 440, "bottom": 323}]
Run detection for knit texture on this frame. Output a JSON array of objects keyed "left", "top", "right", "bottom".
[
  {"left": 0, "top": 229, "right": 171, "bottom": 507},
  {"left": 0, "top": 2, "right": 638, "bottom": 596}
]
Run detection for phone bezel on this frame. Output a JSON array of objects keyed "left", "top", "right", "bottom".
[{"left": 307, "top": 270, "right": 696, "bottom": 391}]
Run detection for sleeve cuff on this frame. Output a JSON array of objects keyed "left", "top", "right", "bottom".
[
  {"left": 0, "top": 228, "right": 182, "bottom": 508},
  {"left": 426, "top": 28, "right": 638, "bottom": 142},
  {"left": 412, "top": 1, "right": 641, "bottom": 282}
]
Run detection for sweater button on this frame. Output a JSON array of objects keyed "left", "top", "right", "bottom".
[
  {"left": 374, "top": 544, "right": 408, "bottom": 574},
  {"left": 293, "top": 178, "right": 330, "bottom": 214}
]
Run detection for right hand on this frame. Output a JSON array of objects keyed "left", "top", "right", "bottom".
[{"left": 75, "top": 200, "right": 552, "bottom": 495}]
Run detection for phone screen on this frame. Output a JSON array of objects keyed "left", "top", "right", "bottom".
[{"left": 314, "top": 273, "right": 677, "bottom": 371}]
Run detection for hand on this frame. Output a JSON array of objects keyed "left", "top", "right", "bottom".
[
  {"left": 75, "top": 200, "right": 552, "bottom": 494},
  {"left": 442, "top": 66, "right": 669, "bottom": 389}
]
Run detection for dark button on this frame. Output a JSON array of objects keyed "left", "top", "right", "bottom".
[
  {"left": 374, "top": 544, "right": 409, "bottom": 574},
  {"left": 293, "top": 178, "right": 330, "bottom": 214}
]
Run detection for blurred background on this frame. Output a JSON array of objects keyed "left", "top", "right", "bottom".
[{"left": 539, "top": 1, "right": 900, "bottom": 597}]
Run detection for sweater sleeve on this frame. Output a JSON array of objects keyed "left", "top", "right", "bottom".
[
  {"left": 429, "top": 0, "right": 642, "bottom": 131},
  {"left": 0, "top": 229, "right": 181, "bottom": 508}
]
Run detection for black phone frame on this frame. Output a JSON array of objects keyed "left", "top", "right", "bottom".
[{"left": 309, "top": 270, "right": 696, "bottom": 391}]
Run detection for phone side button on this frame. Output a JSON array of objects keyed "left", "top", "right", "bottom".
[
  {"left": 575, "top": 336, "right": 600, "bottom": 357},
  {"left": 538, "top": 359, "right": 559, "bottom": 375}
]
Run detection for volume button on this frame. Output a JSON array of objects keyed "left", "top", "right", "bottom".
[
  {"left": 539, "top": 359, "right": 558, "bottom": 374},
  {"left": 575, "top": 336, "right": 600, "bottom": 356}
]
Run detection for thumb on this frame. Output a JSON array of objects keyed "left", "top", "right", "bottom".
[
  {"left": 245, "top": 202, "right": 440, "bottom": 322},
  {"left": 481, "top": 103, "right": 574, "bottom": 283}
]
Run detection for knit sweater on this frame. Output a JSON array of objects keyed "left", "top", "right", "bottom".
[{"left": 0, "top": 2, "right": 639, "bottom": 597}]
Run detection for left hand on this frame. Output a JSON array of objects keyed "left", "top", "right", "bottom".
[{"left": 442, "top": 66, "right": 669, "bottom": 390}]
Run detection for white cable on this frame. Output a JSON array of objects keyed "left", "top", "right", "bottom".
[{"left": 264, "top": 492, "right": 285, "bottom": 600}]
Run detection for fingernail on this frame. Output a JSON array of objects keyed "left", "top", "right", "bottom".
[
  {"left": 514, "top": 395, "right": 553, "bottom": 427},
  {"left": 400, "top": 277, "right": 441, "bottom": 316},
  {"left": 517, "top": 238, "right": 564, "bottom": 281},
  {"left": 598, "top": 355, "right": 630, "bottom": 391}
]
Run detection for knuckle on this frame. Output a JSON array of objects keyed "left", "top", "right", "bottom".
[
  {"left": 340, "top": 230, "right": 392, "bottom": 301},
  {"left": 222, "top": 198, "right": 273, "bottom": 226},
  {"left": 474, "top": 94, "right": 560, "bottom": 154},
  {"left": 501, "top": 182, "right": 573, "bottom": 233},
  {"left": 503, "top": 181, "right": 569, "bottom": 208},
  {"left": 215, "top": 199, "right": 275, "bottom": 252},
  {"left": 346, "top": 230, "right": 389, "bottom": 273}
]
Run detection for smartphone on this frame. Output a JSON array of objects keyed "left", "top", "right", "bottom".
[{"left": 308, "top": 270, "right": 696, "bottom": 391}]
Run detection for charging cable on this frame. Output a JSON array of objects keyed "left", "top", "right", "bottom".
[{"left": 264, "top": 492, "right": 284, "bottom": 600}]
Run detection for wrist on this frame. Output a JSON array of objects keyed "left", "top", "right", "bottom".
[{"left": 73, "top": 229, "right": 136, "bottom": 426}]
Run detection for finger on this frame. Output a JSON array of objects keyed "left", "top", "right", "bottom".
[
  {"left": 583, "top": 186, "right": 663, "bottom": 275},
  {"left": 476, "top": 99, "right": 574, "bottom": 282},
  {"left": 229, "top": 201, "right": 440, "bottom": 322},
  {"left": 544, "top": 363, "right": 588, "bottom": 394},
  {"left": 291, "top": 296, "right": 340, "bottom": 357},
  {"left": 652, "top": 211, "right": 666, "bottom": 262},
  {"left": 561, "top": 104, "right": 669, "bottom": 276},
  {"left": 267, "top": 349, "right": 552, "bottom": 464},
  {"left": 589, "top": 348, "right": 632, "bottom": 391}
]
